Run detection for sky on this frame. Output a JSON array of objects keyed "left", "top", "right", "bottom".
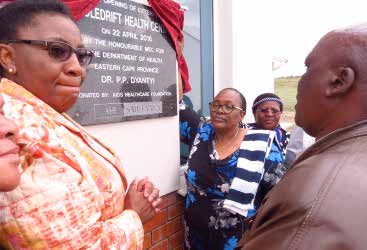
[
  {"left": 269, "top": 0, "right": 367, "bottom": 77},
  {"left": 176, "top": 0, "right": 367, "bottom": 78}
]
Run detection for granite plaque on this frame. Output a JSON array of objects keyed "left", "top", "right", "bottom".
[{"left": 67, "top": 0, "right": 177, "bottom": 125}]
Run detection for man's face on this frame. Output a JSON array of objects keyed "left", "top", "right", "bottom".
[{"left": 295, "top": 34, "right": 335, "bottom": 137}]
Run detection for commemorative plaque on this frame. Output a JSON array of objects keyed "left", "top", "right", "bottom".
[{"left": 68, "top": 0, "right": 177, "bottom": 125}]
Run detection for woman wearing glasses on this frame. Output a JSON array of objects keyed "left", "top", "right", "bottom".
[
  {"left": 0, "top": 1, "right": 160, "bottom": 249},
  {"left": 179, "top": 87, "right": 284, "bottom": 249}
]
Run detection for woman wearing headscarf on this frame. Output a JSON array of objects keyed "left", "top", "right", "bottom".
[
  {"left": 247, "top": 93, "right": 291, "bottom": 215},
  {"left": 249, "top": 93, "right": 290, "bottom": 154},
  {"left": 0, "top": 1, "right": 160, "bottom": 249}
]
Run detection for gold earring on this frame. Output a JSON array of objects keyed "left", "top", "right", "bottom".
[{"left": 8, "top": 68, "right": 13, "bottom": 73}]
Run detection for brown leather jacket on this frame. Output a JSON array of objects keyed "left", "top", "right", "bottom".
[{"left": 242, "top": 120, "right": 367, "bottom": 250}]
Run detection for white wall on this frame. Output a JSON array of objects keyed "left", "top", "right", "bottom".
[
  {"left": 213, "top": 1, "right": 234, "bottom": 92},
  {"left": 84, "top": 0, "right": 180, "bottom": 196},
  {"left": 214, "top": 0, "right": 274, "bottom": 122},
  {"left": 86, "top": 116, "right": 180, "bottom": 195},
  {"left": 83, "top": 0, "right": 277, "bottom": 196}
]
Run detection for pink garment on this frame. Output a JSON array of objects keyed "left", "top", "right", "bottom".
[{"left": 0, "top": 78, "right": 143, "bottom": 250}]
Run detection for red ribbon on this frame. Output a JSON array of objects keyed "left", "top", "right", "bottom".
[
  {"left": 148, "top": 0, "right": 192, "bottom": 93},
  {"left": 0, "top": 0, "right": 100, "bottom": 21}
]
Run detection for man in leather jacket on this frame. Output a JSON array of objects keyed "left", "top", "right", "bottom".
[{"left": 242, "top": 24, "right": 367, "bottom": 250}]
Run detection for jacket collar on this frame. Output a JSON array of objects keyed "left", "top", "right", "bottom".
[{"left": 294, "top": 119, "right": 367, "bottom": 166}]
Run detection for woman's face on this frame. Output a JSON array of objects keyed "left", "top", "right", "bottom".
[
  {"left": 210, "top": 90, "right": 245, "bottom": 131},
  {"left": 8, "top": 13, "right": 86, "bottom": 113},
  {"left": 0, "top": 95, "right": 21, "bottom": 192},
  {"left": 254, "top": 101, "right": 282, "bottom": 130}
]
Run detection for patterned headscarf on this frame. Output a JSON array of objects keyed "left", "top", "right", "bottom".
[{"left": 252, "top": 93, "right": 283, "bottom": 112}]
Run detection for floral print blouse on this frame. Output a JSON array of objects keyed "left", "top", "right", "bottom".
[{"left": 0, "top": 79, "right": 143, "bottom": 250}]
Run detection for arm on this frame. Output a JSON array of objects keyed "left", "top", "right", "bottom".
[
  {"left": 242, "top": 166, "right": 308, "bottom": 250},
  {"left": 178, "top": 68, "right": 184, "bottom": 101},
  {"left": 0, "top": 94, "right": 158, "bottom": 250},
  {"left": 101, "top": 209, "right": 144, "bottom": 250},
  {"left": 179, "top": 104, "right": 201, "bottom": 145},
  {"left": 178, "top": 60, "right": 200, "bottom": 145},
  {"left": 100, "top": 178, "right": 161, "bottom": 250},
  {"left": 242, "top": 207, "right": 304, "bottom": 250}
]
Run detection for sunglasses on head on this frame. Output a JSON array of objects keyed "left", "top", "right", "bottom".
[{"left": 5, "top": 39, "right": 94, "bottom": 66}]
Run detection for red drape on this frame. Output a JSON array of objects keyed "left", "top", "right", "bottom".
[
  {"left": 0, "top": 0, "right": 100, "bottom": 20},
  {"left": 61, "top": 0, "right": 100, "bottom": 20},
  {"left": 147, "top": 0, "right": 192, "bottom": 93}
]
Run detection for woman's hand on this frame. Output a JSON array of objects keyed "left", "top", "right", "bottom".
[
  {"left": 124, "top": 177, "right": 161, "bottom": 223},
  {"left": 137, "top": 177, "right": 162, "bottom": 213}
]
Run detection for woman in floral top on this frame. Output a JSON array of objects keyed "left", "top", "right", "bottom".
[
  {"left": 0, "top": 94, "right": 20, "bottom": 192},
  {"left": 0, "top": 1, "right": 160, "bottom": 249},
  {"left": 180, "top": 88, "right": 285, "bottom": 250}
]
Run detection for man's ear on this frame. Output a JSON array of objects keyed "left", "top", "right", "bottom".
[
  {"left": 325, "top": 67, "right": 355, "bottom": 97},
  {"left": 0, "top": 44, "right": 16, "bottom": 76}
]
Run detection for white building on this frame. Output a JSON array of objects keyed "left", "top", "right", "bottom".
[{"left": 87, "top": 0, "right": 274, "bottom": 195}]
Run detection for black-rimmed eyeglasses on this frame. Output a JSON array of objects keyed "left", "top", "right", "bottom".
[
  {"left": 209, "top": 102, "right": 244, "bottom": 114},
  {"left": 5, "top": 40, "right": 94, "bottom": 66},
  {"left": 255, "top": 108, "right": 281, "bottom": 114}
]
